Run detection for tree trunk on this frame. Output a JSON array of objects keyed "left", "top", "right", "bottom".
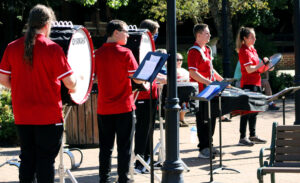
[{"left": 208, "top": 0, "right": 235, "bottom": 73}]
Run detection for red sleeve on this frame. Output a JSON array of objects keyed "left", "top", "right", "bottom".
[
  {"left": 187, "top": 49, "right": 202, "bottom": 71},
  {"left": 51, "top": 45, "right": 73, "bottom": 80},
  {"left": 0, "top": 46, "right": 12, "bottom": 75}
]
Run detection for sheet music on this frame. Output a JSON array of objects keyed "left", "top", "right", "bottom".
[
  {"left": 136, "top": 55, "right": 161, "bottom": 80},
  {"left": 198, "top": 85, "right": 220, "bottom": 99}
]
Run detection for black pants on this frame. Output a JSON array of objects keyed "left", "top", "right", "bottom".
[
  {"left": 134, "top": 99, "right": 157, "bottom": 159},
  {"left": 196, "top": 101, "right": 216, "bottom": 151},
  {"left": 240, "top": 85, "right": 261, "bottom": 139},
  {"left": 98, "top": 112, "right": 134, "bottom": 183},
  {"left": 16, "top": 124, "right": 63, "bottom": 183}
]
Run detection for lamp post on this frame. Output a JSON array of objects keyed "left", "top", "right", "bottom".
[
  {"left": 222, "top": 0, "right": 231, "bottom": 78},
  {"left": 294, "top": 0, "right": 300, "bottom": 124},
  {"left": 161, "top": 0, "right": 184, "bottom": 182}
]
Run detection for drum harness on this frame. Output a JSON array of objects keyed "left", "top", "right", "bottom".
[{"left": 188, "top": 45, "right": 216, "bottom": 81}]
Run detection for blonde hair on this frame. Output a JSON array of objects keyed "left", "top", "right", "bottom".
[
  {"left": 235, "top": 26, "right": 254, "bottom": 53},
  {"left": 24, "top": 4, "right": 56, "bottom": 66}
]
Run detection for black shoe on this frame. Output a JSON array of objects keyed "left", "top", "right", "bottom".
[
  {"left": 249, "top": 136, "right": 267, "bottom": 144},
  {"left": 268, "top": 104, "right": 280, "bottom": 111}
]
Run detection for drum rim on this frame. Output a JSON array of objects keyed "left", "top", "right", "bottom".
[{"left": 69, "top": 27, "right": 95, "bottom": 105}]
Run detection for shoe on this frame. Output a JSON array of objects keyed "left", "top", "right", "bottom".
[
  {"left": 198, "top": 148, "right": 215, "bottom": 159},
  {"left": 134, "top": 164, "right": 145, "bottom": 174},
  {"left": 249, "top": 136, "right": 267, "bottom": 144},
  {"left": 268, "top": 103, "right": 280, "bottom": 111},
  {"left": 179, "top": 120, "right": 189, "bottom": 127},
  {"left": 238, "top": 138, "right": 254, "bottom": 146},
  {"left": 221, "top": 117, "right": 231, "bottom": 122}
]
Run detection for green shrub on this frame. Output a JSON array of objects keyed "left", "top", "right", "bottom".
[
  {"left": 269, "top": 70, "right": 294, "bottom": 94},
  {"left": 0, "top": 90, "right": 18, "bottom": 146}
]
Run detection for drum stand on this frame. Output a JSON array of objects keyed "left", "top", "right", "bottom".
[
  {"left": 212, "top": 95, "right": 240, "bottom": 175},
  {"left": 57, "top": 106, "right": 83, "bottom": 183}
]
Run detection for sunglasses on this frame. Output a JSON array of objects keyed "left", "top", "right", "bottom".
[{"left": 177, "top": 59, "right": 183, "bottom": 61}]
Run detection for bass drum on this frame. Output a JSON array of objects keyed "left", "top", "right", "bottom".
[
  {"left": 124, "top": 28, "right": 155, "bottom": 64},
  {"left": 50, "top": 22, "right": 95, "bottom": 105}
]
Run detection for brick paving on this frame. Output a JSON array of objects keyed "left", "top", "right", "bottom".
[{"left": 1, "top": 99, "right": 300, "bottom": 183}]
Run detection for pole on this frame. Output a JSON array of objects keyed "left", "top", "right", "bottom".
[
  {"left": 162, "top": 0, "right": 184, "bottom": 182},
  {"left": 294, "top": 0, "right": 300, "bottom": 124},
  {"left": 222, "top": 0, "right": 231, "bottom": 78}
]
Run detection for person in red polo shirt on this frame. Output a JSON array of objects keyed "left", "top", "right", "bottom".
[
  {"left": 236, "top": 26, "right": 271, "bottom": 146},
  {"left": 187, "top": 23, "right": 224, "bottom": 159},
  {"left": 94, "top": 19, "right": 143, "bottom": 183},
  {"left": 0, "top": 4, "right": 76, "bottom": 183}
]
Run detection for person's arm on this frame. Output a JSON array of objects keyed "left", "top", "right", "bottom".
[
  {"left": 189, "top": 70, "right": 211, "bottom": 85},
  {"left": 213, "top": 70, "right": 224, "bottom": 82},
  {"left": 62, "top": 74, "right": 77, "bottom": 93},
  {"left": 129, "top": 73, "right": 145, "bottom": 84},
  {"left": 0, "top": 73, "right": 11, "bottom": 89}
]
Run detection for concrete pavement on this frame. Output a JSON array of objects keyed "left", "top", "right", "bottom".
[{"left": 0, "top": 99, "right": 299, "bottom": 183}]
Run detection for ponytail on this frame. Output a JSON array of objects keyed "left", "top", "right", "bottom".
[
  {"left": 23, "top": 4, "right": 55, "bottom": 66},
  {"left": 235, "top": 26, "right": 254, "bottom": 53}
]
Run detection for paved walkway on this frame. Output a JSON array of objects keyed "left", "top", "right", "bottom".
[{"left": 1, "top": 99, "right": 299, "bottom": 183}]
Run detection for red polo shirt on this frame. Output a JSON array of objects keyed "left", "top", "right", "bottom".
[
  {"left": 239, "top": 44, "right": 261, "bottom": 88},
  {"left": 187, "top": 43, "right": 215, "bottom": 92},
  {"left": 0, "top": 34, "right": 73, "bottom": 125},
  {"left": 95, "top": 42, "right": 138, "bottom": 115}
]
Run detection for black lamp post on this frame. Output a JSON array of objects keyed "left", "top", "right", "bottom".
[
  {"left": 222, "top": 0, "right": 231, "bottom": 78},
  {"left": 161, "top": 0, "right": 184, "bottom": 182},
  {"left": 294, "top": 0, "right": 300, "bottom": 124}
]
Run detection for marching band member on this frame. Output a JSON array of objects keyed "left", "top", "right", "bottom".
[
  {"left": 134, "top": 19, "right": 167, "bottom": 173},
  {"left": 187, "top": 23, "right": 224, "bottom": 159},
  {"left": 0, "top": 4, "right": 76, "bottom": 183},
  {"left": 236, "top": 26, "right": 271, "bottom": 146},
  {"left": 94, "top": 19, "right": 143, "bottom": 183}
]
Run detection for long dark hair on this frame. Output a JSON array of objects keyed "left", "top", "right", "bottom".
[{"left": 24, "top": 4, "right": 55, "bottom": 66}]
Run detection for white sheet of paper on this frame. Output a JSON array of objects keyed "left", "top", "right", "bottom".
[
  {"left": 201, "top": 85, "right": 219, "bottom": 99},
  {"left": 136, "top": 55, "right": 161, "bottom": 80}
]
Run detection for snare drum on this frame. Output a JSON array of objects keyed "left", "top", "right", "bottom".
[
  {"left": 124, "top": 28, "right": 155, "bottom": 64},
  {"left": 50, "top": 22, "right": 95, "bottom": 105}
]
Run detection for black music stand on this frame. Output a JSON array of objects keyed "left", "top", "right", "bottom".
[
  {"left": 267, "top": 86, "right": 300, "bottom": 125},
  {"left": 210, "top": 82, "right": 240, "bottom": 175},
  {"left": 130, "top": 51, "right": 168, "bottom": 183},
  {"left": 191, "top": 82, "right": 228, "bottom": 183}
]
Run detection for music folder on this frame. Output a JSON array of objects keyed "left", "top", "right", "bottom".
[
  {"left": 192, "top": 81, "right": 230, "bottom": 101},
  {"left": 267, "top": 86, "right": 300, "bottom": 102},
  {"left": 130, "top": 52, "right": 169, "bottom": 83}
]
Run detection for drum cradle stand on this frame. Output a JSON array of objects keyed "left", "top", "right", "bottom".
[{"left": 57, "top": 106, "right": 83, "bottom": 183}]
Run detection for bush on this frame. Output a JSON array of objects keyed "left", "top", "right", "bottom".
[
  {"left": 0, "top": 90, "right": 18, "bottom": 146},
  {"left": 269, "top": 70, "right": 294, "bottom": 94}
]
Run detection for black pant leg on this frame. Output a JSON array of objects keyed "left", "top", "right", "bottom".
[
  {"left": 134, "top": 100, "right": 150, "bottom": 156},
  {"left": 240, "top": 114, "right": 248, "bottom": 139},
  {"left": 196, "top": 101, "right": 216, "bottom": 151},
  {"left": 115, "top": 112, "right": 134, "bottom": 183},
  {"left": 248, "top": 113, "right": 258, "bottom": 137},
  {"left": 98, "top": 114, "right": 116, "bottom": 183},
  {"left": 17, "top": 125, "right": 36, "bottom": 183},
  {"left": 34, "top": 124, "right": 63, "bottom": 183}
]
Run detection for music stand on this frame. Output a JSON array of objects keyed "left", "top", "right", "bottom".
[
  {"left": 191, "top": 82, "right": 228, "bottom": 183},
  {"left": 209, "top": 82, "right": 240, "bottom": 175},
  {"left": 267, "top": 86, "right": 300, "bottom": 125},
  {"left": 130, "top": 51, "right": 168, "bottom": 183}
]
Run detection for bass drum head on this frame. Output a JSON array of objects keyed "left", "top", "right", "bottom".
[
  {"left": 67, "top": 28, "right": 94, "bottom": 104},
  {"left": 124, "top": 30, "right": 155, "bottom": 64}
]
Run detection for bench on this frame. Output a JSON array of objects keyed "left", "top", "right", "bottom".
[{"left": 257, "top": 122, "right": 300, "bottom": 183}]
